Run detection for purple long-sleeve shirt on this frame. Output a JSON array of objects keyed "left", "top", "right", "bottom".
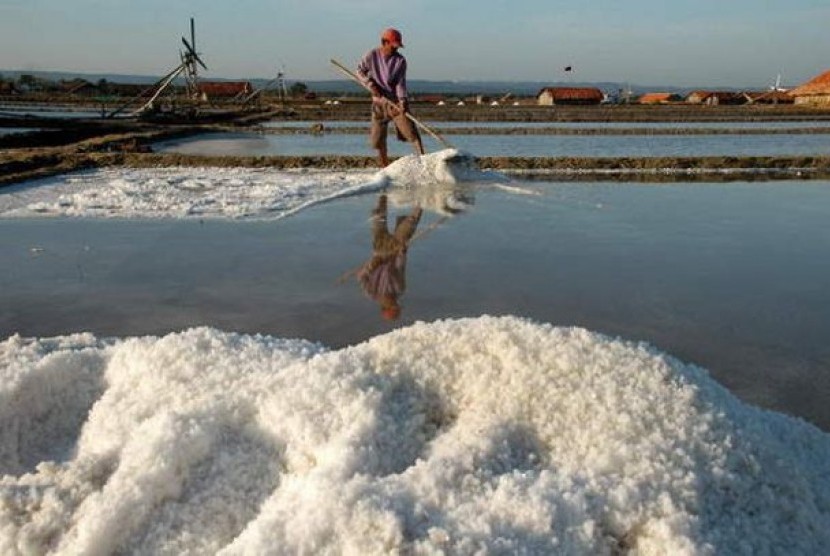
[{"left": 356, "top": 48, "right": 408, "bottom": 103}]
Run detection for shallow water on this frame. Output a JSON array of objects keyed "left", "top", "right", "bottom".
[
  {"left": 155, "top": 130, "right": 830, "bottom": 157},
  {"left": 2, "top": 180, "right": 829, "bottom": 430},
  {"left": 0, "top": 127, "right": 41, "bottom": 137}
]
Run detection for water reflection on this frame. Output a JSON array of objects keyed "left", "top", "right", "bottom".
[
  {"left": 356, "top": 194, "right": 422, "bottom": 320},
  {"left": 386, "top": 182, "right": 476, "bottom": 216},
  {"left": 342, "top": 186, "right": 475, "bottom": 320}
]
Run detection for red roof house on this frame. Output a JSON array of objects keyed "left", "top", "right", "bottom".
[
  {"left": 196, "top": 81, "right": 253, "bottom": 99},
  {"left": 789, "top": 70, "right": 830, "bottom": 105},
  {"left": 537, "top": 87, "right": 604, "bottom": 106},
  {"left": 685, "top": 91, "right": 746, "bottom": 105},
  {"left": 637, "top": 92, "right": 681, "bottom": 104}
]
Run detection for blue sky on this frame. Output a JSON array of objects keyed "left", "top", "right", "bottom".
[{"left": 1, "top": 0, "right": 828, "bottom": 88}]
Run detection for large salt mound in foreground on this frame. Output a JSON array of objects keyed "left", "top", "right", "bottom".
[{"left": 1, "top": 316, "right": 829, "bottom": 554}]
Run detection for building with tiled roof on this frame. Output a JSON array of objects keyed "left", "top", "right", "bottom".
[
  {"left": 196, "top": 81, "right": 253, "bottom": 100},
  {"left": 789, "top": 70, "right": 830, "bottom": 106},
  {"left": 637, "top": 92, "right": 681, "bottom": 104},
  {"left": 743, "top": 91, "right": 793, "bottom": 105},
  {"left": 685, "top": 91, "right": 746, "bottom": 105},
  {"left": 537, "top": 87, "right": 604, "bottom": 106}
]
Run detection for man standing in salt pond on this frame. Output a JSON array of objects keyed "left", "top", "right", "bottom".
[{"left": 357, "top": 27, "right": 425, "bottom": 167}]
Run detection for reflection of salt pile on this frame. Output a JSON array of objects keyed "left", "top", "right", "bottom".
[
  {"left": 2, "top": 316, "right": 829, "bottom": 554},
  {"left": 386, "top": 182, "right": 475, "bottom": 216},
  {"left": 378, "top": 148, "right": 502, "bottom": 187}
]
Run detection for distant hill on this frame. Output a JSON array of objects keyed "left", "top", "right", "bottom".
[{"left": 0, "top": 69, "right": 730, "bottom": 97}]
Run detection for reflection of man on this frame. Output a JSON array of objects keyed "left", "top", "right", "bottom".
[
  {"left": 357, "top": 194, "right": 422, "bottom": 320},
  {"left": 357, "top": 27, "right": 425, "bottom": 167}
]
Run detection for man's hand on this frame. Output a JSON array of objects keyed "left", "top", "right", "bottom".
[
  {"left": 387, "top": 100, "right": 406, "bottom": 117},
  {"left": 369, "top": 83, "right": 382, "bottom": 98}
]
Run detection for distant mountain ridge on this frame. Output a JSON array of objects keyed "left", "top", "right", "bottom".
[{"left": 0, "top": 69, "right": 740, "bottom": 96}]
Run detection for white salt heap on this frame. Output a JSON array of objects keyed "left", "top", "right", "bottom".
[
  {"left": 2, "top": 316, "right": 829, "bottom": 555},
  {"left": 0, "top": 167, "right": 378, "bottom": 220},
  {"left": 0, "top": 151, "right": 500, "bottom": 220},
  {"left": 379, "top": 148, "right": 500, "bottom": 187}
]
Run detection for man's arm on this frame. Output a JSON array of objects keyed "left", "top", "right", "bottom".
[
  {"left": 395, "top": 58, "right": 409, "bottom": 109},
  {"left": 357, "top": 51, "right": 384, "bottom": 99}
]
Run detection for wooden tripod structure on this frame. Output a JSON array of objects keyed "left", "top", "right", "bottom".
[
  {"left": 107, "top": 17, "right": 208, "bottom": 118},
  {"left": 239, "top": 67, "right": 289, "bottom": 105}
]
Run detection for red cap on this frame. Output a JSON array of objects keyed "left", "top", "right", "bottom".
[
  {"left": 381, "top": 305, "right": 401, "bottom": 321},
  {"left": 381, "top": 28, "right": 404, "bottom": 48}
]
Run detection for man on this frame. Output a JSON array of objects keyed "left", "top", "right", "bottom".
[
  {"left": 357, "top": 27, "right": 425, "bottom": 167},
  {"left": 357, "top": 194, "right": 422, "bottom": 321}
]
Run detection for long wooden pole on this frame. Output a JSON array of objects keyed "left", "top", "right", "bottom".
[
  {"left": 106, "top": 63, "right": 184, "bottom": 119},
  {"left": 132, "top": 64, "right": 187, "bottom": 116},
  {"left": 330, "top": 58, "right": 454, "bottom": 149}
]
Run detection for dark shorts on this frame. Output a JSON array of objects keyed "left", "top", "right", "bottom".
[{"left": 370, "top": 101, "right": 421, "bottom": 149}]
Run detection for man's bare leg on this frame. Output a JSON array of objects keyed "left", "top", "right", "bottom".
[{"left": 377, "top": 144, "right": 389, "bottom": 167}]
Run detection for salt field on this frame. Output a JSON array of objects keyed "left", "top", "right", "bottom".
[
  {"left": 4, "top": 0, "right": 830, "bottom": 548},
  {"left": 154, "top": 129, "right": 830, "bottom": 158},
  {"left": 2, "top": 152, "right": 830, "bottom": 553}
]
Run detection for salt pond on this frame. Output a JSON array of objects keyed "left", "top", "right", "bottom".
[{"left": 2, "top": 156, "right": 829, "bottom": 553}]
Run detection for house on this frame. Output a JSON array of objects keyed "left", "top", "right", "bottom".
[
  {"left": 685, "top": 91, "right": 746, "bottom": 105},
  {"left": 537, "top": 87, "right": 604, "bottom": 106},
  {"left": 789, "top": 70, "right": 830, "bottom": 106},
  {"left": 196, "top": 81, "right": 253, "bottom": 100},
  {"left": 637, "top": 92, "right": 681, "bottom": 104},
  {"left": 742, "top": 91, "right": 794, "bottom": 105}
]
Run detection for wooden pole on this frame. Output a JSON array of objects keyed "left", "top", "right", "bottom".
[
  {"left": 106, "top": 64, "right": 184, "bottom": 118},
  {"left": 132, "top": 64, "right": 187, "bottom": 116}
]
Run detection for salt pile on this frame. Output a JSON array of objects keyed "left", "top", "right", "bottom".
[
  {"left": 379, "top": 148, "right": 501, "bottom": 187},
  {"left": 0, "top": 151, "right": 500, "bottom": 221},
  {"left": 2, "top": 316, "right": 828, "bottom": 554},
  {"left": 0, "top": 167, "right": 377, "bottom": 220}
]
